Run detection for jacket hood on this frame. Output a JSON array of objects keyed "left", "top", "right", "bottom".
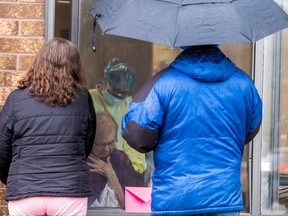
[{"left": 170, "top": 45, "right": 236, "bottom": 82}]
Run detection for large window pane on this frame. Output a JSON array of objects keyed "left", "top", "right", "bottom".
[
  {"left": 261, "top": 1, "right": 288, "bottom": 214},
  {"left": 54, "top": 1, "right": 253, "bottom": 214}
]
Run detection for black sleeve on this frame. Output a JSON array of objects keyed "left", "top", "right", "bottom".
[
  {"left": 122, "top": 121, "right": 158, "bottom": 153},
  {"left": 0, "top": 95, "right": 14, "bottom": 184},
  {"left": 245, "top": 121, "right": 261, "bottom": 144},
  {"left": 85, "top": 92, "right": 96, "bottom": 158}
]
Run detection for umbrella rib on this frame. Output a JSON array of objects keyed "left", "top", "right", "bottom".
[
  {"left": 155, "top": 0, "right": 235, "bottom": 6},
  {"left": 171, "top": 4, "right": 181, "bottom": 47},
  {"left": 98, "top": 0, "right": 132, "bottom": 33}
]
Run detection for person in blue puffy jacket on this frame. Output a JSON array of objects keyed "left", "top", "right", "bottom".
[{"left": 121, "top": 45, "right": 262, "bottom": 216}]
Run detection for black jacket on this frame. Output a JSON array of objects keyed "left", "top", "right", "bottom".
[{"left": 0, "top": 88, "right": 96, "bottom": 201}]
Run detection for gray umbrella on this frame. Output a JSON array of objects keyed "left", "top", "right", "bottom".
[{"left": 89, "top": 0, "right": 288, "bottom": 50}]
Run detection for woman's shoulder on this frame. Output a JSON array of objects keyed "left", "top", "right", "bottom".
[
  {"left": 76, "top": 87, "right": 89, "bottom": 95},
  {"left": 6, "top": 88, "right": 32, "bottom": 104},
  {"left": 111, "top": 148, "right": 129, "bottom": 160},
  {"left": 74, "top": 88, "right": 93, "bottom": 102}
]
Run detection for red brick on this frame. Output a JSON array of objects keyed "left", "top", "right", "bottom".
[
  {"left": 21, "top": 21, "right": 44, "bottom": 36},
  {"left": 0, "top": 55, "right": 16, "bottom": 70},
  {"left": 0, "top": 38, "right": 44, "bottom": 53},
  {"left": 0, "top": 71, "right": 26, "bottom": 86},
  {"left": 19, "top": 55, "right": 35, "bottom": 70},
  {"left": 0, "top": 20, "right": 18, "bottom": 36},
  {"left": 0, "top": 4, "right": 44, "bottom": 19}
]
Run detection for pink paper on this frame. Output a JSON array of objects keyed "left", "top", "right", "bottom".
[{"left": 125, "top": 187, "right": 152, "bottom": 213}]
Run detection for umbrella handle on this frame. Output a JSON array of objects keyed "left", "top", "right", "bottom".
[{"left": 92, "top": 13, "right": 101, "bottom": 52}]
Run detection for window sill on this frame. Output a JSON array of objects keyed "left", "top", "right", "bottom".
[{"left": 87, "top": 207, "right": 150, "bottom": 216}]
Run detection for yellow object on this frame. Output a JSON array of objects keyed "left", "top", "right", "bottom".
[{"left": 89, "top": 88, "right": 146, "bottom": 174}]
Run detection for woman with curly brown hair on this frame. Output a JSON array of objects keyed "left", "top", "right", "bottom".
[{"left": 0, "top": 37, "right": 96, "bottom": 216}]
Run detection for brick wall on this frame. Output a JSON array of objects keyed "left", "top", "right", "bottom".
[{"left": 0, "top": 0, "right": 45, "bottom": 214}]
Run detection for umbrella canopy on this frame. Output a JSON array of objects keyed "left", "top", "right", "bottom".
[{"left": 89, "top": 0, "right": 288, "bottom": 49}]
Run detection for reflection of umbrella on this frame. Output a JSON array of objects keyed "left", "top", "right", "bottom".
[{"left": 89, "top": 0, "right": 288, "bottom": 49}]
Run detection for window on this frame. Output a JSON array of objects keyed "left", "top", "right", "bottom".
[
  {"left": 49, "top": 1, "right": 254, "bottom": 215},
  {"left": 55, "top": 0, "right": 71, "bottom": 40},
  {"left": 260, "top": 1, "right": 288, "bottom": 214}
]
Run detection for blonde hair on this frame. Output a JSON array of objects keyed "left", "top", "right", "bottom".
[
  {"left": 18, "top": 37, "right": 85, "bottom": 106},
  {"left": 96, "top": 112, "right": 118, "bottom": 141}
]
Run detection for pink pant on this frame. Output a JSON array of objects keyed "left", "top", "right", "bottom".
[{"left": 8, "top": 196, "right": 88, "bottom": 216}]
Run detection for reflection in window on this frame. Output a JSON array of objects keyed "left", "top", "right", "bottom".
[
  {"left": 55, "top": 0, "right": 71, "bottom": 40},
  {"left": 88, "top": 112, "right": 145, "bottom": 209},
  {"left": 77, "top": 1, "right": 179, "bottom": 211},
  {"left": 261, "top": 1, "right": 288, "bottom": 214}
]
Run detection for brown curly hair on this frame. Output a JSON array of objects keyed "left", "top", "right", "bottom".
[{"left": 18, "top": 37, "right": 85, "bottom": 106}]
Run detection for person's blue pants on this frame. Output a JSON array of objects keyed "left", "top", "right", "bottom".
[
  {"left": 151, "top": 212, "right": 239, "bottom": 216},
  {"left": 194, "top": 212, "right": 239, "bottom": 216}
]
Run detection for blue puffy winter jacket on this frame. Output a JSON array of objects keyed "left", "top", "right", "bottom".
[{"left": 122, "top": 45, "right": 262, "bottom": 215}]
